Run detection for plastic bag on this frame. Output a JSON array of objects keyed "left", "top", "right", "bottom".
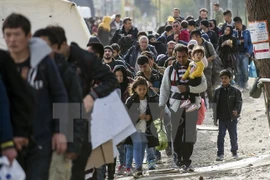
[
  {"left": 0, "top": 156, "right": 26, "bottom": 180},
  {"left": 197, "top": 98, "right": 206, "bottom": 125},
  {"left": 153, "top": 119, "right": 168, "bottom": 151},
  {"left": 249, "top": 61, "right": 257, "bottom": 78}
]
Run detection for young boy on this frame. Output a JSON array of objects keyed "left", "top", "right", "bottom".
[{"left": 213, "top": 69, "right": 242, "bottom": 161}]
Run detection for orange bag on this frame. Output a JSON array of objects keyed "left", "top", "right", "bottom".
[{"left": 197, "top": 98, "right": 206, "bottom": 125}]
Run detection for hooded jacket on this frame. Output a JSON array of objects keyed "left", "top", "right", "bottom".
[
  {"left": 0, "top": 50, "right": 35, "bottom": 138},
  {"left": 97, "top": 16, "right": 112, "bottom": 45},
  {"left": 26, "top": 38, "right": 68, "bottom": 143}
]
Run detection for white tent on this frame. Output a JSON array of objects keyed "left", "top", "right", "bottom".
[{"left": 0, "top": 0, "right": 91, "bottom": 49}]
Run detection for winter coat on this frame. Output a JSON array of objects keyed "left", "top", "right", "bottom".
[
  {"left": 68, "top": 42, "right": 118, "bottom": 98},
  {"left": 124, "top": 45, "right": 158, "bottom": 69},
  {"left": 110, "top": 25, "right": 139, "bottom": 45},
  {"left": 213, "top": 84, "right": 242, "bottom": 121},
  {"left": 0, "top": 50, "right": 35, "bottom": 138},
  {"left": 0, "top": 75, "right": 13, "bottom": 150},
  {"left": 124, "top": 94, "right": 159, "bottom": 148}
]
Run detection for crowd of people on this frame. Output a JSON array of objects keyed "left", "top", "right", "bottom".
[{"left": 0, "top": 2, "right": 252, "bottom": 180}]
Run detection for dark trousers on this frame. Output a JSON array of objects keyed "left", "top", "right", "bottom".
[
  {"left": 217, "top": 119, "right": 238, "bottom": 156},
  {"left": 17, "top": 139, "right": 52, "bottom": 180},
  {"left": 170, "top": 108, "right": 197, "bottom": 167},
  {"left": 71, "top": 131, "right": 92, "bottom": 180},
  {"left": 101, "top": 158, "right": 116, "bottom": 180}
]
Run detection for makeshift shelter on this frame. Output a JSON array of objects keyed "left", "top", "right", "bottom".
[{"left": 0, "top": 0, "right": 91, "bottom": 49}]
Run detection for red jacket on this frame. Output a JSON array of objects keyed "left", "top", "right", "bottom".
[{"left": 179, "top": 29, "right": 190, "bottom": 43}]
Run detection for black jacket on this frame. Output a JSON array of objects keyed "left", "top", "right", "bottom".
[
  {"left": 206, "top": 29, "right": 219, "bottom": 49},
  {"left": 54, "top": 53, "right": 85, "bottom": 154},
  {"left": 97, "top": 27, "right": 110, "bottom": 46},
  {"left": 68, "top": 42, "right": 118, "bottom": 98},
  {"left": 125, "top": 94, "right": 159, "bottom": 148},
  {"left": 110, "top": 25, "right": 139, "bottom": 45},
  {"left": 213, "top": 84, "right": 242, "bottom": 121},
  {"left": 149, "top": 41, "right": 167, "bottom": 55},
  {"left": 0, "top": 50, "right": 35, "bottom": 138}
]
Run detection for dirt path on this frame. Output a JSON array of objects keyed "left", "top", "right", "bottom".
[{"left": 116, "top": 78, "right": 270, "bottom": 179}]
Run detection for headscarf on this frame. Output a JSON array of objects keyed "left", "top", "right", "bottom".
[
  {"left": 113, "top": 65, "right": 129, "bottom": 95},
  {"left": 223, "top": 25, "right": 233, "bottom": 41},
  {"left": 98, "top": 16, "right": 111, "bottom": 31}
]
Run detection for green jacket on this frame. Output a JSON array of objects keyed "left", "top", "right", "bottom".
[{"left": 214, "top": 9, "right": 224, "bottom": 26}]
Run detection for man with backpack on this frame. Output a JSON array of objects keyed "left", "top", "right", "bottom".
[{"left": 159, "top": 44, "right": 207, "bottom": 172}]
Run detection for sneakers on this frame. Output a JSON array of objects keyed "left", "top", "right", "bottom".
[
  {"left": 133, "top": 168, "right": 143, "bottom": 178},
  {"left": 148, "top": 160, "right": 156, "bottom": 170},
  {"left": 125, "top": 168, "right": 133, "bottom": 176},
  {"left": 216, "top": 155, "right": 224, "bottom": 161},
  {"left": 182, "top": 165, "right": 195, "bottom": 173},
  {"left": 186, "top": 104, "right": 199, "bottom": 112},
  {"left": 232, "top": 152, "right": 239, "bottom": 160},
  {"left": 117, "top": 165, "right": 125, "bottom": 175},
  {"left": 180, "top": 100, "right": 191, "bottom": 108}
]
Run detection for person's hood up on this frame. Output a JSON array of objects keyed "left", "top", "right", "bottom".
[
  {"left": 113, "top": 65, "right": 129, "bottom": 85},
  {"left": 29, "top": 38, "right": 51, "bottom": 68},
  {"left": 210, "top": 19, "right": 217, "bottom": 27},
  {"left": 98, "top": 16, "right": 112, "bottom": 31}
]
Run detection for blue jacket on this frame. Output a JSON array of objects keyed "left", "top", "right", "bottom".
[
  {"left": 233, "top": 27, "right": 253, "bottom": 55},
  {"left": 0, "top": 75, "right": 13, "bottom": 150}
]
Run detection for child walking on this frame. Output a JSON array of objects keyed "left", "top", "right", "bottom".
[
  {"left": 213, "top": 69, "right": 242, "bottom": 161},
  {"left": 113, "top": 65, "right": 134, "bottom": 176},
  {"left": 125, "top": 77, "right": 159, "bottom": 178}
]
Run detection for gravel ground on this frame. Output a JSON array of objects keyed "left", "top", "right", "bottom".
[{"left": 116, "top": 78, "right": 270, "bottom": 179}]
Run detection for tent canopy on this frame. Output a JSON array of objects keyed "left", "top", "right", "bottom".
[{"left": 0, "top": 0, "right": 91, "bottom": 49}]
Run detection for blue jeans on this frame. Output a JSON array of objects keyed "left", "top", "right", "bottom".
[
  {"left": 217, "top": 119, "right": 238, "bottom": 156},
  {"left": 125, "top": 145, "right": 133, "bottom": 168},
  {"left": 155, "top": 149, "right": 161, "bottom": 160},
  {"left": 131, "top": 132, "right": 147, "bottom": 169},
  {"left": 146, "top": 147, "right": 156, "bottom": 162},
  {"left": 235, "top": 53, "right": 249, "bottom": 88},
  {"left": 117, "top": 144, "right": 125, "bottom": 166}
]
